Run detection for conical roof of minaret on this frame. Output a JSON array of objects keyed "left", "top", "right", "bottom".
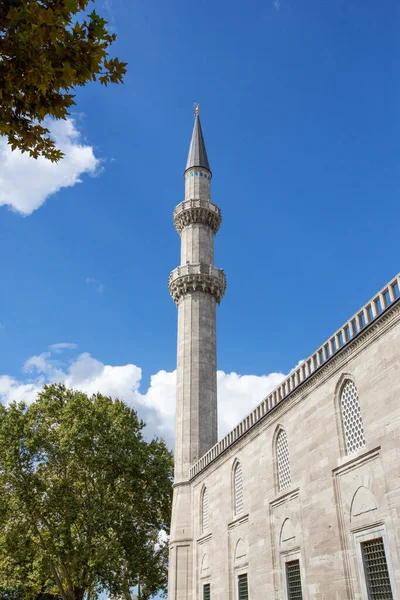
[{"left": 185, "top": 108, "right": 210, "bottom": 172}]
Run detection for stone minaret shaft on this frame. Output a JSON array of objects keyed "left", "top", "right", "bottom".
[{"left": 169, "top": 108, "right": 225, "bottom": 483}]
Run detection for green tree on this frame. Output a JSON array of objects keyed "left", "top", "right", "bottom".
[
  {"left": 0, "top": 384, "right": 173, "bottom": 600},
  {"left": 0, "top": 0, "right": 127, "bottom": 162},
  {"left": 0, "top": 586, "right": 61, "bottom": 600}
]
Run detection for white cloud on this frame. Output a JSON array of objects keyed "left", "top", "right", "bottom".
[
  {"left": 0, "top": 350, "right": 287, "bottom": 448},
  {"left": 102, "top": 0, "right": 117, "bottom": 33},
  {"left": 86, "top": 277, "right": 105, "bottom": 294},
  {"left": 0, "top": 375, "right": 42, "bottom": 406},
  {"left": 290, "top": 359, "right": 304, "bottom": 373},
  {"left": 217, "top": 371, "right": 286, "bottom": 437},
  {"left": 0, "top": 117, "right": 101, "bottom": 215},
  {"left": 274, "top": 0, "right": 281, "bottom": 9},
  {"left": 49, "top": 343, "right": 78, "bottom": 353},
  {"left": 23, "top": 352, "right": 53, "bottom": 374},
  {"left": 154, "top": 529, "right": 169, "bottom": 552},
  {"left": 138, "top": 369, "right": 177, "bottom": 438}
]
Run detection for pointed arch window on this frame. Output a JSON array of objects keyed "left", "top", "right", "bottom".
[
  {"left": 201, "top": 487, "right": 209, "bottom": 534},
  {"left": 276, "top": 428, "right": 291, "bottom": 491},
  {"left": 234, "top": 462, "right": 243, "bottom": 515},
  {"left": 340, "top": 379, "right": 365, "bottom": 454}
]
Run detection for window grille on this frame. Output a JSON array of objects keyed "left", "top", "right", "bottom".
[
  {"left": 203, "top": 583, "right": 211, "bottom": 600},
  {"left": 286, "top": 560, "right": 303, "bottom": 600},
  {"left": 238, "top": 574, "right": 248, "bottom": 600},
  {"left": 202, "top": 487, "right": 209, "bottom": 534},
  {"left": 234, "top": 463, "right": 243, "bottom": 514},
  {"left": 340, "top": 380, "right": 365, "bottom": 454},
  {"left": 361, "top": 537, "right": 393, "bottom": 599},
  {"left": 276, "top": 429, "right": 291, "bottom": 491}
]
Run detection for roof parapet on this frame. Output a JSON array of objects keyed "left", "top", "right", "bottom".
[{"left": 189, "top": 272, "right": 400, "bottom": 479}]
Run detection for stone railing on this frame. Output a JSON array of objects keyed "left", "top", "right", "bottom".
[
  {"left": 173, "top": 199, "right": 221, "bottom": 235},
  {"left": 189, "top": 272, "right": 400, "bottom": 479},
  {"left": 168, "top": 263, "right": 226, "bottom": 305}
]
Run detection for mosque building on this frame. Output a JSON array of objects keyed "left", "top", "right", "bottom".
[{"left": 167, "top": 108, "right": 400, "bottom": 600}]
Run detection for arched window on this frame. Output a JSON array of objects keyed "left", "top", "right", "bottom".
[
  {"left": 340, "top": 379, "right": 365, "bottom": 454},
  {"left": 201, "top": 487, "right": 209, "bottom": 534},
  {"left": 233, "top": 462, "right": 243, "bottom": 515},
  {"left": 276, "top": 429, "right": 291, "bottom": 491}
]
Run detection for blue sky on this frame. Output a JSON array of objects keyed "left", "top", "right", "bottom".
[{"left": 0, "top": 0, "right": 399, "bottom": 445}]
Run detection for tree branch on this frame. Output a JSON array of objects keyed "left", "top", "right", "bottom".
[{"left": 34, "top": 524, "right": 69, "bottom": 600}]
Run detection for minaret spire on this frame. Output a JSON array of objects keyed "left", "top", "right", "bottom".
[{"left": 185, "top": 106, "right": 210, "bottom": 172}]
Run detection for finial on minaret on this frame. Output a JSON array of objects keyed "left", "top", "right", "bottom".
[{"left": 195, "top": 102, "right": 200, "bottom": 115}]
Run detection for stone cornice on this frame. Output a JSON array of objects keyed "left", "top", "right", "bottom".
[
  {"left": 290, "top": 301, "right": 400, "bottom": 402},
  {"left": 189, "top": 285, "right": 400, "bottom": 480},
  {"left": 172, "top": 480, "right": 192, "bottom": 489},
  {"left": 333, "top": 446, "right": 381, "bottom": 477},
  {"left": 263, "top": 303, "right": 400, "bottom": 431},
  {"left": 173, "top": 199, "right": 221, "bottom": 235},
  {"left": 169, "top": 263, "right": 226, "bottom": 305},
  {"left": 227, "top": 513, "right": 249, "bottom": 530},
  {"left": 197, "top": 532, "right": 212, "bottom": 545},
  {"left": 270, "top": 487, "right": 300, "bottom": 509}
]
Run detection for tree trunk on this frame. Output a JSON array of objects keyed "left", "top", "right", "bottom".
[{"left": 73, "top": 587, "right": 86, "bottom": 600}]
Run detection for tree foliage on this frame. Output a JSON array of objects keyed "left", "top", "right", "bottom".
[
  {"left": 0, "top": 587, "right": 61, "bottom": 600},
  {"left": 0, "top": 384, "right": 173, "bottom": 600},
  {"left": 0, "top": 0, "right": 127, "bottom": 161}
]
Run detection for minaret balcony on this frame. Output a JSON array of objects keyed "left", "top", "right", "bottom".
[
  {"left": 173, "top": 199, "right": 222, "bottom": 235},
  {"left": 168, "top": 263, "right": 226, "bottom": 305}
]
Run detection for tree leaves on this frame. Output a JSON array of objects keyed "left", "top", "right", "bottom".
[
  {"left": 0, "top": 385, "right": 172, "bottom": 600},
  {"left": 0, "top": 0, "right": 127, "bottom": 161}
]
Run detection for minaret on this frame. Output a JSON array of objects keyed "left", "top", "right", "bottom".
[
  {"left": 168, "top": 107, "right": 225, "bottom": 600},
  {"left": 169, "top": 106, "right": 226, "bottom": 482}
]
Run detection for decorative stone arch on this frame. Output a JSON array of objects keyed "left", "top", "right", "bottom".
[
  {"left": 200, "top": 484, "right": 209, "bottom": 534},
  {"left": 272, "top": 424, "right": 283, "bottom": 492},
  {"left": 231, "top": 459, "right": 243, "bottom": 516},
  {"left": 234, "top": 537, "right": 247, "bottom": 562},
  {"left": 350, "top": 486, "right": 378, "bottom": 522},
  {"left": 334, "top": 372, "right": 366, "bottom": 457},
  {"left": 200, "top": 552, "right": 210, "bottom": 574},
  {"left": 280, "top": 517, "right": 296, "bottom": 547},
  {"left": 334, "top": 372, "right": 354, "bottom": 455},
  {"left": 272, "top": 424, "right": 291, "bottom": 493}
]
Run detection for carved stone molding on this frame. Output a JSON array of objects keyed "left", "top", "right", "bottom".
[
  {"left": 291, "top": 301, "right": 400, "bottom": 399},
  {"left": 257, "top": 303, "right": 400, "bottom": 427},
  {"left": 173, "top": 199, "right": 222, "bottom": 235},
  {"left": 333, "top": 446, "right": 381, "bottom": 478},
  {"left": 168, "top": 263, "right": 226, "bottom": 305},
  {"left": 227, "top": 513, "right": 249, "bottom": 530},
  {"left": 197, "top": 532, "right": 212, "bottom": 545},
  {"left": 270, "top": 487, "right": 300, "bottom": 509},
  {"left": 188, "top": 299, "right": 400, "bottom": 480}
]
